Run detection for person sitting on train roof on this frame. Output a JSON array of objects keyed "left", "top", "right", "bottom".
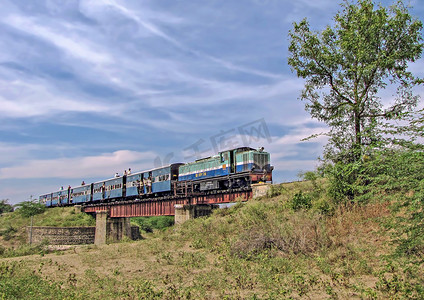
[{"left": 115, "top": 172, "right": 120, "bottom": 178}]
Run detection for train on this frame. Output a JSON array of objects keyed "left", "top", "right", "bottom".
[{"left": 39, "top": 147, "right": 273, "bottom": 207}]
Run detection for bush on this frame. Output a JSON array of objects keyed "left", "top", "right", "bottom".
[
  {"left": 267, "top": 184, "right": 286, "bottom": 198},
  {"left": 325, "top": 161, "right": 363, "bottom": 204},
  {"left": 0, "top": 225, "right": 17, "bottom": 241},
  {"left": 0, "top": 199, "right": 13, "bottom": 214},
  {"left": 290, "top": 191, "right": 312, "bottom": 211},
  {"left": 313, "top": 197, "right": 333, "bottom": 215},
  {"left": 132, "top": 216, "right": 174, "bottom": 233}
]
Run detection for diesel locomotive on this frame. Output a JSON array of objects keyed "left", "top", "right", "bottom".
[{"left": 39, "top": 147, "right": 273, "bottom": 207}]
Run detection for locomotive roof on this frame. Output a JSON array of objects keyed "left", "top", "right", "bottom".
[
  {"left": 219, "top": 147, "right": 257, "bottom": 154},
  {"left": 190, "top": 147, "right": 266, "bottom": 163}
]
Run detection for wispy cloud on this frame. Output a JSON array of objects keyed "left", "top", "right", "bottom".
[
  {"left": 0, "top": 150, "right": 157, "bottom": 179},
  {"left": 84, "top": 0, "right": 283, "bottom": 80},
  {"left": 0, "top": 79, "right": 110, "bottom": 117},
  {"left": 5, "top": 15, "right": 113, "bottom": 65}
]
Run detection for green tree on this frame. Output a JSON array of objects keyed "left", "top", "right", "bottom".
[
  {"left": 0, "top": 199, "right": 13, "bottom": 214},
  {"left": 288, "top": 0, "right": 423, "bottom": 163},
  {"left": 14, "top": 200, "right": 46, "bottom": 218},
  {"left": 15, "top": 199, "right": 46, "bottom": 245}
]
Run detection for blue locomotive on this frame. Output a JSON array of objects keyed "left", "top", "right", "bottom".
[{"left": 39, "top": 147, "right": 273, "bottom": 207}]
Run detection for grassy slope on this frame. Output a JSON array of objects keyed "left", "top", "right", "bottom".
[
  {"left": 0, "top": 181, "right": 421, "bottom": 299},
  {"left": 0, "top": 206, "right": 95, "bottom": 249}
]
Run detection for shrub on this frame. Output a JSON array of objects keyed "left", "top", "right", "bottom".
[
  {"left": 290, "top": 191, "right": 312, "bottom": 211},
  {"left": 132, "top": 216, "right": 174, "bottom": 233},
  {"left": 313, "top": 197, "right": 334, "bottom": 215},
  {"left": 0, "top": 225, "right": 17, "bottom": 241},
  {"left": 267, "top": 184, "right": 286, "bottom": 198}
]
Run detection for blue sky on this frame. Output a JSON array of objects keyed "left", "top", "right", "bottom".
[{"left": 0, "top": 0, "right": 423, "bottom": 205}]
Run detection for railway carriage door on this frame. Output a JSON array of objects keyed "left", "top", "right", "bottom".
[
  {"left": 230, "top": 150, "right": 235, "bottom": 173},
  {"left": 140, "top": 174, "right": 144, "bottom": 195}
]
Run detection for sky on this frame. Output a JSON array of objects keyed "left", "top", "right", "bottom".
[{"left": 0, "top": 0, "right": 423, "bottom": 205}]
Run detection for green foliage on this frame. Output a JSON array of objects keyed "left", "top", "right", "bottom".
[
  {"left": 0, "top": 225, "right": 17, "bottom": 241},
  {"left": 39, "top": 208, "right": 95, "bottom": 227},
  {"left": 0, "top": 260, "right": 166, "bottom": 299},
  {"left": 325, "top": 160, "right": 364, "bottom": 203},
  {"left": 0, "top": 261, "right": 66, "bottom": 299},
  {"left": 289, "top": 0, "right": 423, "bottom": 163},
  {"left": 0, "top": 199, "right": 13, "bottom": 214},
  {"left": 376, "top": 260, "right": 424, "bottom": 299},
  {"left": 132, "top": 216, "right": 174, "bottom": 233},
  {"left": 312, "top": 197, "right": 333, "bottom": 215},
  {"left": 290, "top": 191, "right": 312, "bottom": 211},
  {"left": 14, "top": 200, "right": 46, "bottom": 218},
  {"left": 0, "top": 241, "right": 49, "bottom": 258},
  {"left": 266, "top": 184, "right": 286, "bottom": 197}
]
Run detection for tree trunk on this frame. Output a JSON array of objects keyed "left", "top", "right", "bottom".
[{"left": 354, "top": 111, "right": 362, "bottom": 161}]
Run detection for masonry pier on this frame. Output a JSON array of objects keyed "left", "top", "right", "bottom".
[{"left": 94, "top": 210, "right": 132, "bottom": 245}]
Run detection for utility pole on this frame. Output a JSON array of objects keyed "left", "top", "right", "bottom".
[{"left": 29, "top": 195, "right": 33, "bottom": 245}]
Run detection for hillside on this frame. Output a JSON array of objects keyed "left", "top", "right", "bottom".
[
  {"left": 0, "top": 206, "right": 95, "bottom": 252},
  {"left": 0, "top": 180, "right": 423, "bottom": 299}
]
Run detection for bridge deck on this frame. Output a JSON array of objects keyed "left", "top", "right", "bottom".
[{"left": 83, "top": 189, "right": 252, "bottom": 217}]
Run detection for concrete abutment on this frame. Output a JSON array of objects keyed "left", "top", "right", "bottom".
[
  {"left": 252, "top": 183, "right": 271, "bottom": 198},
  {"left": 174, "top": 204, "right": 218, "bottom": 225}
]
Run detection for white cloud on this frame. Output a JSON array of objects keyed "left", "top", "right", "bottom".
[{"left": 0, "top": 150, "right": 157, "bottom": 179}]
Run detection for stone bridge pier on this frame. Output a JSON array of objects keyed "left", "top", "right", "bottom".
[{"left": 95, "top": 210, "right": 132, "bottom": 245}]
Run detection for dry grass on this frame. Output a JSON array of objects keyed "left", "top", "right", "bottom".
[
  {"left": 326, "top": 202, "right": 391, "bottom": 247},
  {"left": 0, "top": 184, "right": 409, "bottom": 299}
]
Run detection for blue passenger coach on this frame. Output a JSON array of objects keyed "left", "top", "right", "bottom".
[
  {"left": 71, "top": 185, "right": 91, "bottom": 204},
  {"left": 58, "top": 189, "right": 69, "bottom": 205},
  {"left": 39, "top": 193, "right": 52, "bottom": 207},
  {"left": 92, "top": 177, "right": 124, "bottom": 202},
  {"left": 126, "top": 171, "right": 144, "bottom": 198},
  {"left": 151, "top": 164, "right": 182, "bottom": 194},
  {"left": 51, "top": 191, "right": 62, "bottom": 206}
]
